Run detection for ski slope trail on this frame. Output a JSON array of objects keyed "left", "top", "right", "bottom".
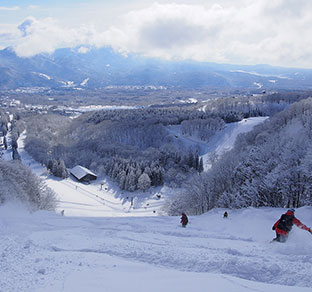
[
  {"left": 15, "top": 131, "right": 168, "bottom": 217},
  {"left": 1, "top": 204, "right": 312, "bottom": 292},
  {"left": 201, "top": 117, "right": 268, "bottom": 168},
  {"left": 13, "top": 117, "right": 267, "bottom": 217},
  {"left": 2, "top": 118, "right": 312, "bottom": 292},
  {"left": 167, "top": 117, "right": 268, "bottom": 170}
]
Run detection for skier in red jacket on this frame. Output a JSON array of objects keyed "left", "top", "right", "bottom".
[
  {"left": 272, "top": 209, "right": 312, "bottom": 242},
  {"left": 180, "top": 213, "right": 188, "bottom": 227}
]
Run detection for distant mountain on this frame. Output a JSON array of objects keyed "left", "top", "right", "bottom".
[{"left": 1, "top": 46, "right": 312, "bottom": 90}]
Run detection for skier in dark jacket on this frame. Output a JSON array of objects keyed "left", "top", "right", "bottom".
[
  {"left": 272, "top": 209, "right": 312, "bottom": 242},
  {"left": 181, "top": 213, "right": 188, "bottom": 227}
]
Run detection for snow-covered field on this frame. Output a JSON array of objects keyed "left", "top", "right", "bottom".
[
  {"left": 7, "top": 130, "right": 170, "bottom": 218},
  {"left": 2, "top": 117, "right": 312, "bottom": 292},
  {"left": 1, "top": 203, "right": 312, "bottom": 292}
]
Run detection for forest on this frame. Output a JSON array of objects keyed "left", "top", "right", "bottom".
[
  {"left": 2, "top": 90, "right": 312, "bottom": 208},
  {"left": 0, "top": 160, "right": 56, "bottom": 210},
  {"left": 168, "top": 97, "right": 312, "bottom": 215},
  {"left": 16, "top": 90, "right": 309, "bottom": 193}
]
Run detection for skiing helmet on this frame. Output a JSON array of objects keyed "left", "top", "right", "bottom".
[{"left": 288, "top": 208, "right": 295, "bottom": 213}]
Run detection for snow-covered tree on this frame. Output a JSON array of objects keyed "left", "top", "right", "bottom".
[
  {"left": 51, "top": 159, "right": 68, "bottom": 179},
  {"left": 138, "top": 173, "right": 151, "bottom": 191},
  {"left": 125, "top": 169, "right": 137, "bottom": 192},
  {"left": 0, "top": 160, "right": 56, "bottom": 210},
  {"left": 198, "top": 157, "right": 204, "bottom": 173}
]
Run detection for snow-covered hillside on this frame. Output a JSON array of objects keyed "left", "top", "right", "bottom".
[
  {"left": 11, "top": 131, "right": 170, "bottom": 217},
  {"left": 11, "top": 117, "right": 266, "bottom": 217},
  {"left": 1, "top": 203, "right": 312, "bottom": 292},
  {"left": 2, "top": 116, "right": 312, "bottom": 292},
  {"left": 167, "top": 116, "right": 268, "bottom": 170}
]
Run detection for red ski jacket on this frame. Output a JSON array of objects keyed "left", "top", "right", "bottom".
[
  {"left": 273, "top": 211, "right": 310, "bottom": 235},
  {"left": 181, "top": 214, "right": 188, "bottom": 225}
]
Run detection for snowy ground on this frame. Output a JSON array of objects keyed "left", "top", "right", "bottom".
[
  {"left": 8, "top": 131, "right": 171, "bottom": 217},
  {"left": 2, "top": 116, "right": 312, "bottom": 292},
  {"left": 1, "top": 203, "right": 312, "bottom": 292}
]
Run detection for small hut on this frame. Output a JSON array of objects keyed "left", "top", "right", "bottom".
[{"left": 70, "top": 165, "right": 97, "bottom": 182}]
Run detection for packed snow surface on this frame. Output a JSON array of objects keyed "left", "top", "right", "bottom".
[
  {"left": 1, "top": 203, "right": 312, "bottom": 292},
  {"left": 2, "top": 116, "right": 312, "bottom": 292}
]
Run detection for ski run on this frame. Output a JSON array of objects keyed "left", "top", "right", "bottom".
[{"left": 1, "top": 117, "right": 312, "bottom": 292}]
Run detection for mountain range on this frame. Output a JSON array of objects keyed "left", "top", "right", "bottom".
[{"left": 1, "top": 46, "right": 312, "bottom": 91}]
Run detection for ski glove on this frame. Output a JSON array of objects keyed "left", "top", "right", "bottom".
[
  {"left": 272, "top": 226, "right": 276, "bottom": 231},
  {"left": 309, "top": 228, "right": 312, "bottom": 234}
]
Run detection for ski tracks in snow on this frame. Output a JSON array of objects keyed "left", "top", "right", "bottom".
[
  {"left": 1, "top": 206, "right": 312, "bottom": 291},
  {"left": 18, "top": 211, "right": 312, "bottom": 290}
]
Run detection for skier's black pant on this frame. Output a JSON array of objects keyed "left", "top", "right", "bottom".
[{"left": 273, "top": 232, "right": 288, "bottom": 243}]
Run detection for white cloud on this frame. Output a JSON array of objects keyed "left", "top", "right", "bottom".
[
  {"left": 96, "top": 1, "right": 312, "bottom": 67},
  {"left": 0, "top": 6, "right": 19, "bottom": 11},
  {"left": 93, "top": 3, "right": 233, "bottom": 62},
  {"left": 77, "top": 46, "right": 91, "bottom": 54},
  {"left": 13, "top": 17, "right": 94, "bottom": 57},
  {"left": 2, "top": 1, "right": 312, "bottom": 68},
  {"left": 0, "top": 23, "right": 21, "bottom": 49}
]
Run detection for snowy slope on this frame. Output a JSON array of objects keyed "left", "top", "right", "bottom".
[
  {"left": 3, "top": 116, "right": 312, "bottom": 292},
  {"left": 14, "top": 131, "right": 171, "bottom": 217},
  {"left": 12, "top": 117, "right": 266, "bottom": 217},
  {"left": 167, "top": 117, "right": 268, "bottom": 170},
  {"left": 1, "top": 203, "right": 312, "bottom": 292},
  {"left": 201, "top": 117, "right": 268, "bottom": 168}
]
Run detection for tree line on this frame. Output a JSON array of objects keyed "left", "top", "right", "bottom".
[
  {"left": 167, "top": 97, "right": 312, "bottom": 215},
  {"left": 22, "top": 91, "right": 311, "bottom": 192},
  {"left": 0, "top": 160, "right": 56, "bottom": 210}
]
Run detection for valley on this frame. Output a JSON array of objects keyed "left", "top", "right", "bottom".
[{"left": 1, "top": 1, "right": 312, "bottom": 292}]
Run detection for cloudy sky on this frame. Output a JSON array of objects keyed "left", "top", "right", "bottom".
[{"left": 1, "top": 0, "right": 312, "bottom": 68}]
